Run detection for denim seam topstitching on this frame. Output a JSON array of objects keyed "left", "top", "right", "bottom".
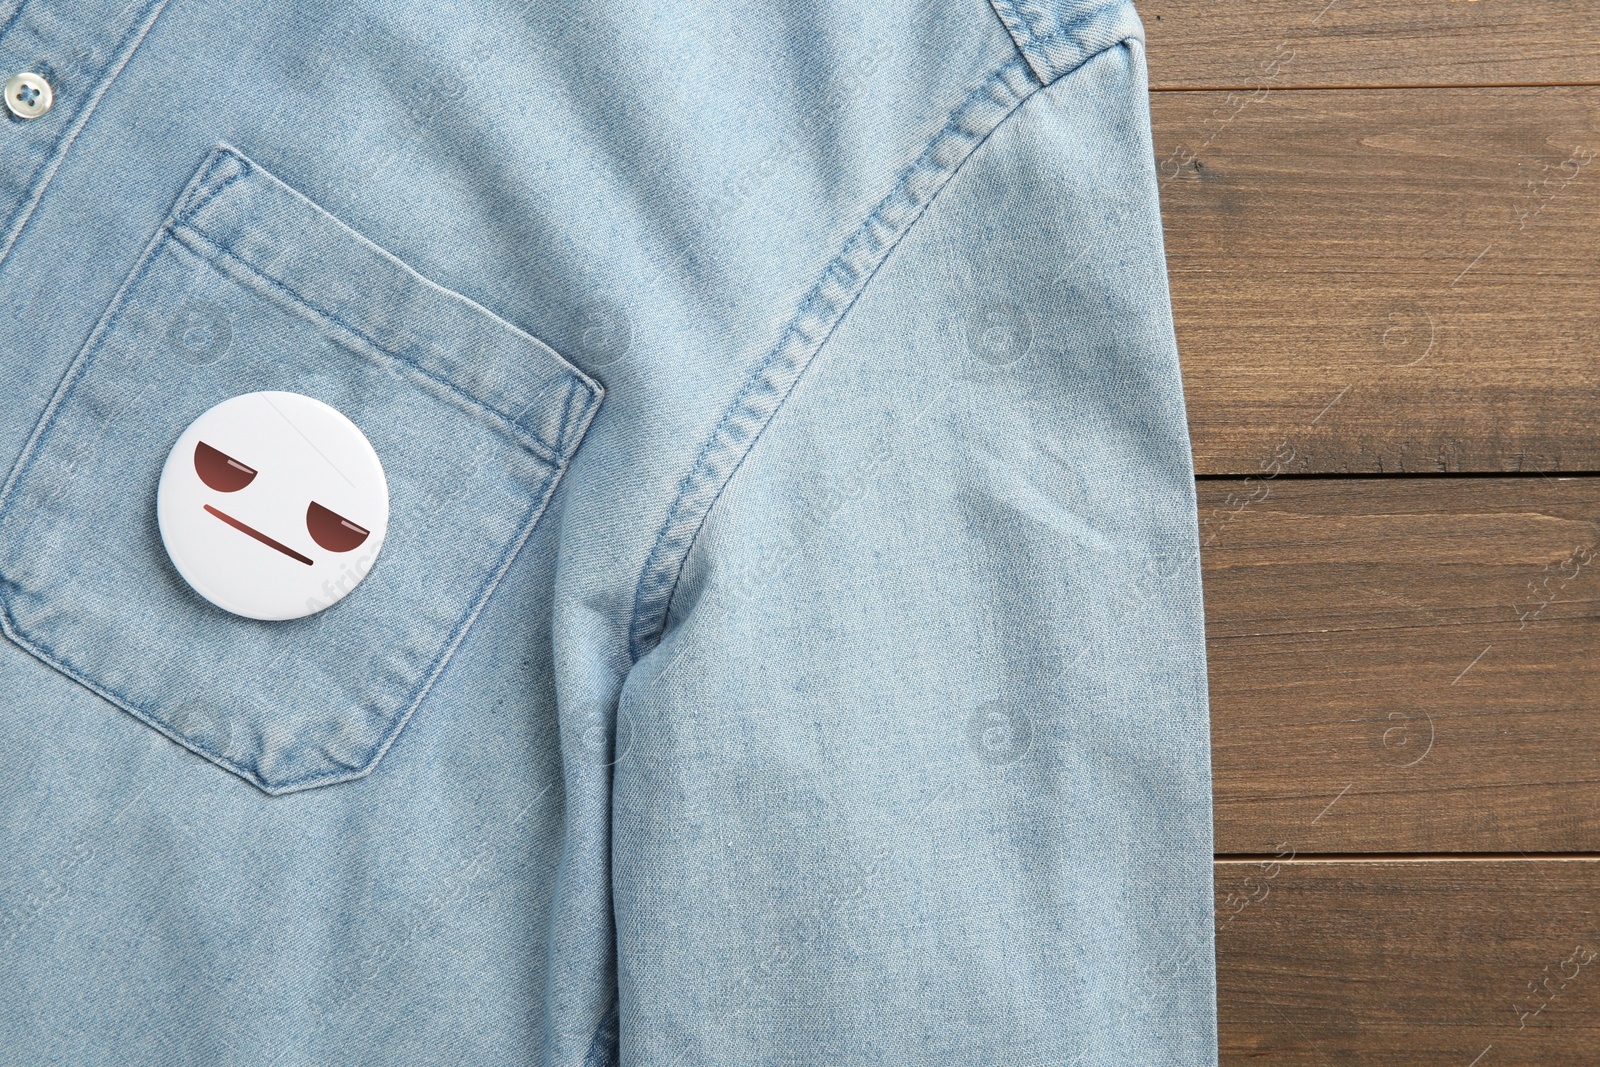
[
  {"left": 0, "top": 220, "right": 571, "bottom": 792},
  {"left": 0, "top": 0, "right": 172, "bottom": 271},
  {"left": 170, "top": 226, "right": 571, "bottom": 466},
  {"left": 625, "top": 54, "right": 1050, "bottom": 662},
  {"left": 186, "top": 146, "right": 602, "bottom": 458},
  {"left": 0, "top": 159, "right": 596, "bottom": 794},
  {"left": 986, "top": 0, "right": 1054, "bottom": 83},
  {"left": 626, "top": 8, "right": 1148, "bottom": 663}
]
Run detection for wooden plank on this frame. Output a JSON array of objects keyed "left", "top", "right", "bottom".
[
  {"left": 1143, "top": 0, "right": 1600, "bottom": 90},
  {"left": 1215, "top": 858, "right": 1600, "bottom": 1065},
  {"left": 1154, "top": 86, "right": 1600, "bottom": 475},
  {"left": 1200, "top": 476, "right": 1600, "bottom": 854}
]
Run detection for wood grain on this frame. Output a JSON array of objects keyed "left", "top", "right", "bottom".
[
  {"left": 1143, "top": 0, "right": 1600, "bottom": 90},
  {"left": 1142, "top": 7, "right": 1600, "bottom": 1064},
  {"left": 1201, "top": 476, "right": 1600, "bottom": 854},
  {"left": 1215, "top": 858, "right": 1600, "bottom": 1065},
  {"left": 1154, "top": 86, "right": 1600, "bottom": 475}
]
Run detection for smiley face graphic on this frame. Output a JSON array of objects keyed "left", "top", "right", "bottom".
[{"left": 157, "top": 391, "right": 389, "bottom": 620}]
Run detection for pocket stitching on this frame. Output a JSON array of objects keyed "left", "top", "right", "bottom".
[
  {"left": 0, "top": 189, "right": 185, "bottom": 523},
  {"left": 185, "top": 144, "right": 602, "bottom": 462},
  {"left": 0, "top": 160, "right": 590, "bottom": 794},
  {"left": 171, "top": 147, "right": 248, "bottom": 231},
  {"left": 0, "top": 269, "right": 570, "bottom": 791},
  {"left": 167, "top": 225, "right": 569, "bottom": 467},
  {"left": 0, "top": 456, "right": 565, "bottom": 793},
  {"left": 556, "top": 374, "right": 577, "bottom": 452}
]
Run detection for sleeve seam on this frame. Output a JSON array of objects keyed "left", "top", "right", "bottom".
[{"left": 624, "top": 56, "right": 1041, "bottom": 663}]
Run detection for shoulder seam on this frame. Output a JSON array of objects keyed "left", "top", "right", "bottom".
[
  {"left": 986, "top": 0, "right": 1145, "bottom": 85},
  {"left": 626, "top": 55, "right": 1039, "bottom": 662}
]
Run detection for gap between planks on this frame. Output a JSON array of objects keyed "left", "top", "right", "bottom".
[
  {"left": 1193, "top": 471, "right": 1600, "bottom": 481},
  {"left": 1151, "top": 81, "right": 1600, "bottom": 92},
  {"left": 1216, "top": 852, "right": 1600, "bottom": 863}
]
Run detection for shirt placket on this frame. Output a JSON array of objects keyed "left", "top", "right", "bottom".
[{"left": 0, "top": 0, "right": 170, "bottom": 269}]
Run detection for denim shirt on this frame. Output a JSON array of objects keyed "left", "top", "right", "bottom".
[{"left": 0, "top": 0, "right": 1217, "bottom": 1063}]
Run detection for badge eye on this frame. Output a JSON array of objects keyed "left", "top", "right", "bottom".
[
  {"left": 194, "top": 441, "right": 257, "bottom": 492},
  {"left": 306, "top": 501, "right": 370, "bottom": 553}
]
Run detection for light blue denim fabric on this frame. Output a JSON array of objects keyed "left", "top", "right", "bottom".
[{"left": 0, "top": 0, "right": 1216, "bottom": 1063}]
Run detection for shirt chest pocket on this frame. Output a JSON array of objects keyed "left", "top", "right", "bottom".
[{"left": 0, "top": 145, "right": 601, "bottom": 795}]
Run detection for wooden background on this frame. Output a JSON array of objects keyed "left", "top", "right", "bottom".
[{"left": 1143, "top": 2, "right": 1600, "bottom": 1062}]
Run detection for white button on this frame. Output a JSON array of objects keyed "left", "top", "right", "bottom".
[
  {"left": 4, "top": 72, "right": 53, "bottom": 120},
  {"left": 157, "top": 392, "right": 389, "bottom": 621}
]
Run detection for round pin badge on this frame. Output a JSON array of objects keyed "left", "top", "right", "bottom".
[{"left": 157, "top": 391, "right": 389, "bottom": 620}]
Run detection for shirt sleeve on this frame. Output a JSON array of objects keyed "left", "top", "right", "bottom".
[{"left": 611, "top": 22, "right": 1219, "bottom": 1066}]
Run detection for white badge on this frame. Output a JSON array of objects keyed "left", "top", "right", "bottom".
[{"left": 156, "top": 391, "right": 389, "bottom": 620}]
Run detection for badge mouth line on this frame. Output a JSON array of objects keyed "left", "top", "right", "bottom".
[{"left": 203, "top": 504, "right": 314, "bottom": 566}]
